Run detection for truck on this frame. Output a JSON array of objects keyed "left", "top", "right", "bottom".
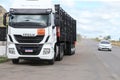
[{"left": 1, "top": 0, "right": 76, "bottom": 65}]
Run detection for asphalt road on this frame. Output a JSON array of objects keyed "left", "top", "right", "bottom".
[{"left": 0, "top": 39, "right": 120, "bottom": 80}]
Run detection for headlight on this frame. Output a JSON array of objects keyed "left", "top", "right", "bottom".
[
  {"left": 43, "top": 48, "right": 50, "bottom": 55},
  {"left": 9, "top": 48, "right": 15, "bottom": 54}
]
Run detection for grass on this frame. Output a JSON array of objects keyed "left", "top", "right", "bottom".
[
  {"left": 111, "top": 41, "right": 120, "bottom": 47},
  {"left": 0, "top": 57, "right": 8, "bottom": 63}
]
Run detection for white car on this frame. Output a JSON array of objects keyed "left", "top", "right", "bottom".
[{"left": 98, "top": 40, "right": 112, "bottom": 51}]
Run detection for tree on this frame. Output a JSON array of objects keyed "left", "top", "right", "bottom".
[{"left": 104, "top": 35, "right": 111, "bottom": 40}]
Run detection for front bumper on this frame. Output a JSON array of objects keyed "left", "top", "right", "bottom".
[
  {"left": 7, "top": 43, "right": 54, "bottom": 60},
  {"left": 98, "top": 46, "right": 112, "bottom": 50}
]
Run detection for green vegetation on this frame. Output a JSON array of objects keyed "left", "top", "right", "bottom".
[
  {"left": 0, "top": 57, "right": 8, "bottom": 63},
  {"left": 94, "top": 37, "right": 100, "bottom": 42},
  {"left": 0, "top": 5, "right": 6, "bottom": 26},
  {"left": 111, "top": 41, "right": 120, "bottom": 47},
  {"left": 0, "top": 16, "right": 3, "bottom": 26},
  {"left": 104, "top": 35, "right": 111, "bottom": 40}
]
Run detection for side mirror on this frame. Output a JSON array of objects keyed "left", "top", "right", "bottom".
[{"left": 3, "top": 12, "right": 9, "bottom": 26}]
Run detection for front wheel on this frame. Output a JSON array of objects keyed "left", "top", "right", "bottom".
[
  {"left": 98, "top": 48, "right": 101, "bottom": 51},
  {"left": 12, "top": 59, "right": 19, "bottom": 64},
  {"left": 108, "top": 49, "right": 112, "bottom": 51},
  {"left": 48, "top": 58, "right": 55, "bottom": 65},
  {"left": 55, "top": 44, "right": 64, "bottom": 61}
]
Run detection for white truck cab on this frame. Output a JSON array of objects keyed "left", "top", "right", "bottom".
[{"left": 2, "top": 0, "right": 76, "bottom": 65}]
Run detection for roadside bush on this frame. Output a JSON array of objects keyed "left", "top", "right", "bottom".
[{"left": 0, "top": 57, "right": 8, "bottom": 63}]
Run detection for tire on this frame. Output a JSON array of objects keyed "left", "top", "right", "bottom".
[
  {"left": 65, "top": 43, "right": 73, "bottom": 55},
  {"left": 48, "top": 59, "right": 55, "bottom": 65},
  {"left": 65, "top": 43, "right": 70, "bottom": 55},
  {"left": 12, "top": 59, "right": 19, "bottom": 64},
  {"left": 56, "top": 44, "right": 64, "bottom": 61},
  {"left": 108, "top": 49, "right": 112, "bottom": 51},
  {"left": 71, "top": 44, "right": 75, "bottom": 55},
  {"left": 72, "top": 50, "right": 75, "bottom": 55},
  {"left": 98, "top": 48, "right": 101, "bottom": 51}
]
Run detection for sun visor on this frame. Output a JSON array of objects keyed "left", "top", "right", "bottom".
[
  {"left": 9, "top": 8, "right": 52, "bottom": 15},
  {"left": 11, "top": 0, "right": 54, "bottom": 9}
]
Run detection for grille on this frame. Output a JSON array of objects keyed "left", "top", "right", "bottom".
[
  {"left": 16, "top": 44, "right": 43, "bottom": 55},
  {"left": 14, "top": 35, "right": 44, "bottom": 43}
]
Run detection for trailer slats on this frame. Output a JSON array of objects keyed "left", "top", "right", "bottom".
[{"left": 55, "top": 4, "right": 76, "bottom": 43}]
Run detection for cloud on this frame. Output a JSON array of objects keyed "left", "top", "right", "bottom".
[
  {"left": 105, "top": 1, "right": 120, "bottom": 7},
  {"left": 0, "top": 0, "right": 11, "bottom": 11},
  {"left": 74, "top": 1, "right": 120, "bottom": 40},
  {"left": 60, "top": 0, "right": 76, "bottom": 7},
  {"left": 80, "top": 10, "right": 94, "bottom": 18}
]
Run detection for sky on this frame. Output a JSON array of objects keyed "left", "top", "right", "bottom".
[{"left": 1, "top": 0, "right": 120, "bottom": 40}]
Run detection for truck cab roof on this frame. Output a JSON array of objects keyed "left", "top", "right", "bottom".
[
  {"left": 11, "top": 0, "right": 54, "bottom": 11},
  {"left": 10, "top": 8, "right": 52, "bottom": 14}
]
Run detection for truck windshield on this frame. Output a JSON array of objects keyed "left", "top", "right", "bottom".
[{"left": 9, "top": 14, "right": 51, "bottom": 28}]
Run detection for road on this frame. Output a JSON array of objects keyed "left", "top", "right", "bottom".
[{"left": 0, "top": 39, "right": 120, "bottom": 80}]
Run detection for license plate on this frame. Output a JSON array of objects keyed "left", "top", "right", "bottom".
[{"left": 25, "top": 49, "right": 33, "bottom": 53}]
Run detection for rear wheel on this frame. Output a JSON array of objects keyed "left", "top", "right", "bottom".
[
  {"left": 12, "top": 59, "right": 19, "bottom": 64},
  {"left": 65, "top": 42, "right": 75, "bottom": 55},
  {"left": 71, "top": 44, "right": 75, "bottom": 55}
]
